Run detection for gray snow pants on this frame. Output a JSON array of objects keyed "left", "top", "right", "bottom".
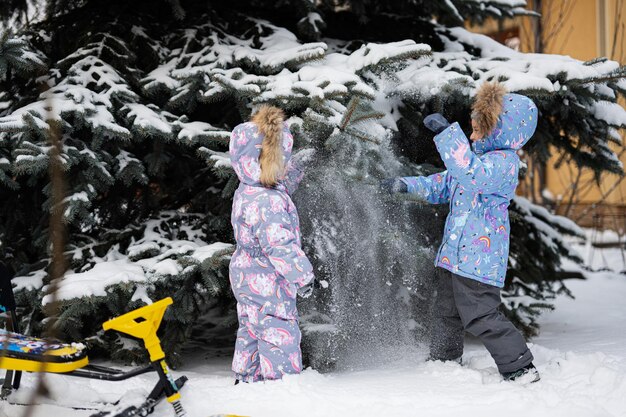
[{"left": 429, "top": 268, "right": 534, "bottom": 374}]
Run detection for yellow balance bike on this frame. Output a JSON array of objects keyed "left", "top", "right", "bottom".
[{"left": 0, "top": 270, "right": 188, "bottom": 417}]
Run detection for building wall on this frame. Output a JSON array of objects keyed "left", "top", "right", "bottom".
[{"left": 540, "top": 0, "right": 625, "bottom": 226}]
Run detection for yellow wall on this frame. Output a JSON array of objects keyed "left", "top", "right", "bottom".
[{"left": 539, "top": 0, "right": 626, "bottom": 212}]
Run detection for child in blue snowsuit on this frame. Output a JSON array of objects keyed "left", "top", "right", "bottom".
[
  {"left": 381, "top": 82, "right": 540, "bottom": 382},
  {"left": 229, "top": 105, "right": 315, "bottom": 383}
]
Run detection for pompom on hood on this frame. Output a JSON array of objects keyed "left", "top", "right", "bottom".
[
  {"left": 229, "top": 108, "right": 294, "bottom": 187},
  {"left": 471, "top": 82, "right": 538, "bottom": 155}
]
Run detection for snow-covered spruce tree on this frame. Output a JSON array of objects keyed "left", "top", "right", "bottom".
[
  {"left": 1, "top": 0, "right": 624, "bottom": 366},
  {"left": 0, "top": 6, "right": 236, "bottom": 363},
  {"left": 0, "top": 30, "right": 47, "bottom": 277}
]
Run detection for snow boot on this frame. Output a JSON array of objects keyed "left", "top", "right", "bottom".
[{"left": 501, "top": 363, "right": 540, "bottom": 383}]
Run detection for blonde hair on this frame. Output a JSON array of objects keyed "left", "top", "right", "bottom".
[{"left": 252, "top": 105, "right": 285, "bottom": 187}]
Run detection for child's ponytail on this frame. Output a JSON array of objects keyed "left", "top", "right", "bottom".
[{"left": 252, "top": 105, "right": 285, "bottom": 187}]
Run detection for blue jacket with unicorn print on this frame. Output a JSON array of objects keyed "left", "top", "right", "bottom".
[{"left": 401, "top": 94, "right": 538, "bottom": 287}]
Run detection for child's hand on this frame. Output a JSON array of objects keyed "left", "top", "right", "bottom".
[
  {"left": 424, "top": 113, "right": 450, "bottom": 134},
  {"left": 297, "top": 282, "right": 314, "bottom": 298},
  {"left": 379, "top": 178, "right": 408, "bottom": 194},
  {"left": 291, "top": 148, "right": 316, "bottom": 169}
]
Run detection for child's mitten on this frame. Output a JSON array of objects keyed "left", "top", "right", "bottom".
[
  {"left": 424, "top": 113, "right": 450, "bottom": 134},
  {"left": 379, "top": 178, "right": 408, "bottom": 194},
  {"left": 298, "top": 282, "right": 314, "bottom": 298},
  {"left": 291, "top": 148, "right": 316, "bottom": 170}
]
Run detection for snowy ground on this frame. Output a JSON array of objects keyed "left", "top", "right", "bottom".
[{"left": 2, "top": 242, "right": 626, "bottom": 417}]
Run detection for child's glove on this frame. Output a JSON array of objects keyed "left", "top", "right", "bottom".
[
  {"left": 291, "top": 148, "right": 316, "bottom": 170},
  {"left": 297, "top": 282, "right": 314, "bottom": 298},
  {"left": 423, "top": 113, "right": 450, "bottom": 134},
  {"left": 379, "top": 178, "right": 408, "bottom": 194}
]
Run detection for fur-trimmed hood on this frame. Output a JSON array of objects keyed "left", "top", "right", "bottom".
[
  {"left": 471, "top": 85, "right": 538, "bottom": 155},
  {"left": 229, "top": 120, "right": 293, "bottom": 186}
]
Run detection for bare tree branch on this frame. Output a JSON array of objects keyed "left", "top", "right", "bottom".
[
  {"left": 21, "top": 81, "right": 67, "bottom": 417},
  {"left": 610, "top": 0, "right": 624, "bottom": 61}
]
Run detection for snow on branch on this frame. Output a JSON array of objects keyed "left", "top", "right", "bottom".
[
  {"left": 173, "top": 119, "right": 230, "bottom": 145},
  {"left": 345, "top": 40, "right": 430, "bottom": 73},
  {"left": 512, "top": 196, "right": 584, "bottom": 262},
  {"left": 448, "top": 0, "right": 537, "bottom": 24},
  {"left": 56, "top": 33, "right": 135, "bottom": 70},
  {"left": 122, "top": 103, "right": 174, "bottom": 138},
  {"left": 243, "top": 19, "right": 327, "bottom": 72},
  {"left": 0, "top": 56, "right": 136, "bottom": 140},
  {"left": 398, "top": 27, "right": 626, "bottom": 112},
  {"left": 0, "top": 32, "right": 47, "bottom": 80},
  {"left": 198, "top": 147, "right": 233, "bottom": 178},
  {"left": 38, "top": 212, "right": 234, "bottom": 304},
  {"left": 144, "top": 17, "right": 429, "bottom": 114}
]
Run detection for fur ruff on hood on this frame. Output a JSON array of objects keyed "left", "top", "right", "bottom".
[
  {"left": 471, "top": 81, "right": 507, "bottom": 137},
  {"left": 470, "top": 84, "right": 538, "bottom": 155}
]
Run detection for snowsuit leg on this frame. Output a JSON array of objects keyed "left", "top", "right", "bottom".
[
  {"left": 430, "top": 268, "right": 533, "bottom": 372},
  {"left": 232, "top": 303, "right": 262, "bottom": 382},
  {"left": 252, "top": 312, "right": 302, "bottom": 380},
  {"left": 231, "top": 279, "right": 302, "bottom": 381},
  {"left": 429, "top": 268, "right": 464, "bottom": 361},
  {"left": 449, "top": 271, "right": 534, "bottom": 373}
]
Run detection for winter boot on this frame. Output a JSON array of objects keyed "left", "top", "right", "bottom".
[
  {"left": 235, "top": 378, "right": 251, "bottom": 385},
  {"left": 501, "top": 363, "right": 540, "bottom": 383}
]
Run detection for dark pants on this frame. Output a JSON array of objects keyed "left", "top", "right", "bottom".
[{"left": 429, "top": 268, "right": 533, "bottom": 373}]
